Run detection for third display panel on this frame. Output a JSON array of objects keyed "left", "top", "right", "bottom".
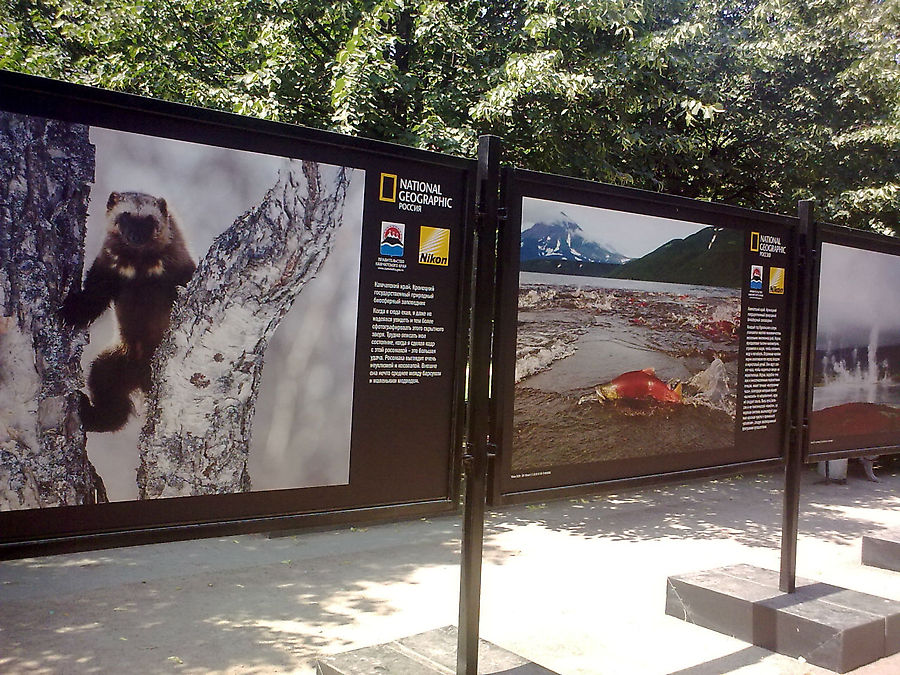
[{"left": 808, "top": 227, "right": 900, "bottom": 459}]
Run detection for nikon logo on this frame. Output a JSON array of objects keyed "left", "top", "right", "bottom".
[
  {"left": 419, "top": 252, "right": 448, "bottom": 265},
  {"left": 418, "top": 226, "right": 450, "bottom": 266}
]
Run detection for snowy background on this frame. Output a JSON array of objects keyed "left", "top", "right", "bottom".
[{"left": 82, "top": 127, "right": 363, "bottom": 501}]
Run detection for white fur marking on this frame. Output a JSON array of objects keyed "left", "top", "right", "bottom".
[
  {"left": 119, "top": 265, "right": 136, "bottom": 279},
  {"left": 148, "top": 261, "right": 165, "bottom": 276},
  {"left": 107, "top": 194, "right": 168, "bottom": 236},
  {"left": 108, "top": 199, "right": 164, "bottom": 221}
]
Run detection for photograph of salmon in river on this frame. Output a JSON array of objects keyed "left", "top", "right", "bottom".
[
  {"left": 512, "top": 197, "right": 743, "bottom": 474},
  {"left": 810, "top": 243, "right": 900, "bottom": 451}
]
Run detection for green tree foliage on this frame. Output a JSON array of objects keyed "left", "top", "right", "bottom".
[
  {"left": 1, "top": 0, "right": 362, "bottom": 124},
  {"left": 2, "top": 0, "right": 897, "bottom": 232}
]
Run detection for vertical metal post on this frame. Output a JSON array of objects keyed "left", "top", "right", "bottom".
[
  {"left": 780, "top": 200, "right": 814, "bottom": 593},
  {"left": 457, "top": 135, "right": 501, "bottom": 674}
]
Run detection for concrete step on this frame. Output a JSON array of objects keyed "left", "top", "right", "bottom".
[{"left": 666, "top": 564, "right": 900, "bottom": 673}]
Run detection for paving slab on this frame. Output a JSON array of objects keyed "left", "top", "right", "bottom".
[{"left": 316, "top": 625, "right": 558, "bottom": 674}]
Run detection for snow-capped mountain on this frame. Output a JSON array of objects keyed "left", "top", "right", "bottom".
[{"left": 520, "top": 213, "right": 629, "bottom": 264}]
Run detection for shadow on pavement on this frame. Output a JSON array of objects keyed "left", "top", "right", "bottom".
[{"left": 484, "top": 463, "right": 900, "bottom": 554}]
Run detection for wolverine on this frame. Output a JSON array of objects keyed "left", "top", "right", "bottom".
[{"left": 62, "top": 192, "right": 196, "bottom": 432}]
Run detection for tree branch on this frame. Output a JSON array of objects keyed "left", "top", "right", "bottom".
[{"left": 137, "top": 159, "right": 351, "bottom": 498}]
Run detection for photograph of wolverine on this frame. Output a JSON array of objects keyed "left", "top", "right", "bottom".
[{"left": 0, "top": 113, "right": 364, "bottom": 509}]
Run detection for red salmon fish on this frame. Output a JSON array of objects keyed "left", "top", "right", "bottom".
[{"left": 586, "top": 368, "right": 682, "bottom": 404}]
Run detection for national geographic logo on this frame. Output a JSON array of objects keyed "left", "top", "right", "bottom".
[
  {"left": 378, "top": 173, "right": 453, "bottom": 212},
  {"left": 418, "top": 226, "right": 450, "bottom": 266},
  {"left": 750, "top": 231, "right": 760, "bottom": 253},
  {"left": 750, "top": 231, "right": 787, "bottom": 258},
  {"left": 379, "top": 173, "right": 398, "bottom": 202}
]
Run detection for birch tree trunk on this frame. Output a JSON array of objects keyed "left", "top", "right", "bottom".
[
  {"left": 137, "top": 160, "right": 351, "bottom": 498},
  {"left": 0, "top": 112, "right": 104, "bottom": 510}
]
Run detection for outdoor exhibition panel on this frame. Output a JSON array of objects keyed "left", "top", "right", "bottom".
[
  {"left": 805, "top": 223, "right": 900, "bottom": 461},
  {"left": 491, "top": 169, "right": 798, "bottom": 503},
  {"left": 0, "top": 71, "right": 474, "bottom": 548}
]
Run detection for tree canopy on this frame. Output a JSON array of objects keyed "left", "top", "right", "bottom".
[{"left": 2, "top": 0, "right": 898, "bottom": 232}]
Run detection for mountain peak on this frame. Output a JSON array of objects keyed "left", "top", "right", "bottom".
[{"left": 521, "top": 213, "right": 628, "bottom": 265}]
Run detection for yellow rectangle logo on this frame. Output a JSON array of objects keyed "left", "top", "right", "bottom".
[
  {"left": 418, "top": 226, "right": 450, "bottom": 266},
  {"left": 379, "top": 173, "right": 397, "bottom": 202},
  {"left": 769, "top": 267, "right": 785, "bottom": 294},
  {"left": 750, "top": 231, "right": 760, "bottom": 252}
]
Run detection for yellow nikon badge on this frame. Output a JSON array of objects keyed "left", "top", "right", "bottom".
[{"left": 418, "top": 227, "right": 450, "bottom": 266}]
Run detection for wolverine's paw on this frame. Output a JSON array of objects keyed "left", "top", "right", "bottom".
[
  {"left": 60, "top": 291, "right": 89, "bottom": 328},
  {"left": 76, "top": 390, "right": 92, "bottom": 417}
]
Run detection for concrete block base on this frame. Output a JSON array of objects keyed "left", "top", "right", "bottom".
[
  {"left": 316, "top": 625, "right": 559, "bottom": 675},
  {"left": 666, "top": 564, "right": 900, "bottom": 673},
  {"left": 863, "top": 530, "right": 900, "bottom": 572}
]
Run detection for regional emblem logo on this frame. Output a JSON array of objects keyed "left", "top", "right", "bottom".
[
  {"left": 380, "top": 222, "right": 405, "bottom": 257},
  {"left": 750, "top": 265, "right": 763, "bottom": 290}
]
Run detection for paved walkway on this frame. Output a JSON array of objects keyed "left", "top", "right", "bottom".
[{"left": 2, "top": 464, "right": 900, "bottom": 674}]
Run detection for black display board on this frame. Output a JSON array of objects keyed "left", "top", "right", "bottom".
[
  {"left": 491, "top": 169, "right": 797, "bottom": 502},
  {"left": 0, "top": 71, "right": 474, "bottom": 548},
  {"left": 805, "top": 223, "right": 900, "bottom": 461}
]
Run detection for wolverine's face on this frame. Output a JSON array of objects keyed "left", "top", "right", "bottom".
[
  {"left": 116, "top": 212, "right": 159, "bottom": 246},
  {"left": 106, "top": 192, "right": 171, "bottom": 249}
]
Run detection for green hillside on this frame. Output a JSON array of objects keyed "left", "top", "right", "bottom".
[{"left": 608, "top": 227, "right": 742, "bottom": 289}]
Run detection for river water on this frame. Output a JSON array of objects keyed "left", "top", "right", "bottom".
[
  {"left": 520, "top": 272, "right": 739, "bottom": 298},
  {"left": 516, "top": 275, "right": 740, "bottom": 408}
]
